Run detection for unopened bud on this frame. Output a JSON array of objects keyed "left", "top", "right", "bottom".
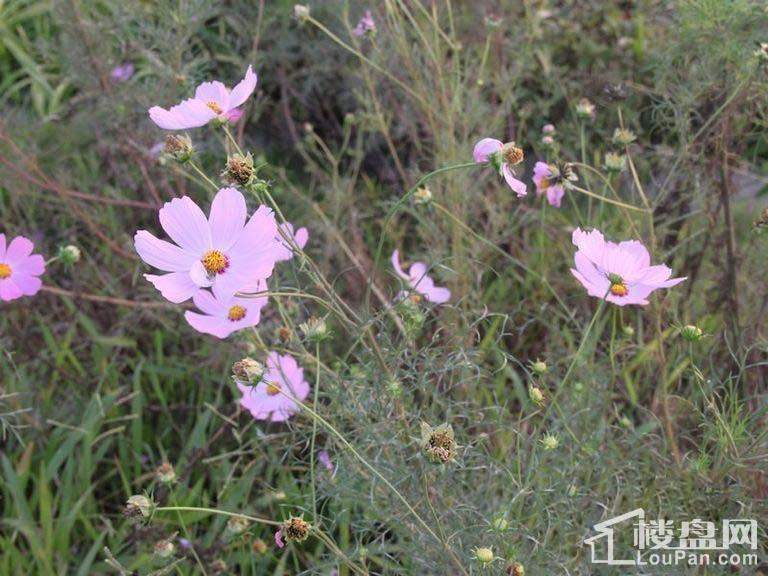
[
  {"left": 58, "top": 244, "right": 81, "bottom": 265},
  {"left": 227, "top": 515, "right": 250, "bottom": 534},
  {"left": 541, "top": 433, "right": 559, "bottom": 451},
  {"left": 252, "top": 538, "right": 268, "bottom": 554},
  {"left": 680, "top": 324, "right": 704, "bottom": 343},
  {"left": 300, "top": 316, "right": 329, "bottom": 342},
  {"left": 420, "top": 422, "right": 457, "bottom": 464},
  {"left": 163, "top": 134, "right": 194, "bottom": 163},
  {"left": 124, "top": 494, "right": 154, "bottom": 519},
  {"left": 491, "top": 516, "right": 509, "bottom": 531},
  {"left": 754, "top": 42, "right": 768, "bottom": 62},
  {"left": 413, "top": 186, "right": 433, "bottom": 205},
  {"left": 576, "top": 98, "right": 595, "bottom": 120},
  {"left": 154, "top": 537, "right": 176, "bottom": 558},
  {"left": 528, "top": 386, "right": 545, "bottom": 407},
  {"left": 531, "top": 360, "right": 548, "bottom": 376},
  {"left": 622, "top": 324, "right": 635, "bottom": 337},
  {"left": 474, "top": 547, "right": 495, "bottom": 564},
  {"left": 386, "top": 378, "right": 403, "bottom": 398},
  {"left": 612, "top": 128, "right": 636, "bottom": 146},
  {"left": 542, "top": 123, "right": 556, "bottom": 134},
  {"left": 155, "top": 462, "right": 176, "bottom": 483},
  {"left": 232, "top": 358, "right": 264, "bottom": 384},
  {"left": 604, "top": 152, "right": 627, "bottom": 174}
]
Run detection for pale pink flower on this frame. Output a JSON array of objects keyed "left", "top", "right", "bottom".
[
  {"left": 571, "top": 228, "right": 686, "bottom": 306},
  {"left": 184, "top": 280, "right": 268, "bottom": 338},
  {"left": 352, "top": 10, "right": 376, "bottom": 36},
  {"left": 110, "top": 63, "right": 134, "bottom": 82},
  {"left": 318, "top": 450, "right": 335, "bottom": 476},
  {"left": 391, "top": 249, "right": 450, "bottom": 304},
  {"left": 149, "top": 65, "right": 257, "bottom": 130},
  {"left": 274, "top": 222, "right": 309, "bottom": 262},
  {"left": 237, "top": 352, "right": 310, "bottom": 422},
  {"left": 134, "top": 187, "right": 281, "bottom": 303},
  {"left": 533, "top": 161, "right": 565, "bottom": 207},
  {"left": 0, "top": 234, "right": 45, "bottom": 301},
  {"left": 472, "top": 138, "right": 527, "bottom": 197}
]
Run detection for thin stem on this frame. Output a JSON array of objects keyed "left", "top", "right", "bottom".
[
  {"left": 569, "top": 184, "right": 648, "bottom": 213},
  {"left": 187, "top": 160, "right": 219, "bottom": 191},
  {"left": 310, "top": 342, "right": 320, "bottom": 523},
  {"left": 154, "top": 506, "right": 280, "bottom": 526}
]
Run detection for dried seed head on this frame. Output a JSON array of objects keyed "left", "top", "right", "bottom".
[
  {"left": 507, "top": 561, "right": 525, "bottom": 576},
  {"left": 154, "top": 537, "right": 176, "bottom": 558},
  {"left": 124, "top": 494, "right": 154, "bottom": 519},
  {"left": 282, "top": 516, "right": 311, "bottom": 543},
  {"left": 155, "top": 462, "right": 176, "bottom": 483},
  {"left": 421, "top": 422, "right": 457, "bottom": 464},
  {"left": 252, "top": 538, "right": 268, "bottom": 554},
  {"left": 227, "top": 515, "right": 250, "bottom": 534},
  {"left": 222, "top": 153, "right": 255, "bottom": 186},
  {"left": 163, "top": 134, "right": 194, "bottom": 163},
  {"left": 278, "top": 326, "right": 292, "bottom": 344},
  {"left": 501, "top": 142, "right": 524, "bottom": 166},
  {"left": 232, "top": 357, "right": 264, "bottom": 384}
]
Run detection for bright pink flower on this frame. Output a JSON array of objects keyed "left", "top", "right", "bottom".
[
  {"left": 237, "top": 352, "right": 310, "bottom": 422},
  {"left": 391, "top": 249, "right": 450, "bottom": 304},
  {"left": 134, "top": 187, "right": 281, "bottom": 303},
  {"left": 274, "top": 222, "right": 309, "bottom": 262},
  {"left": 472, "top": 138, "right": 527, "bottom": 197},
  {"left": 570, "top": 228, "right": 686, "bottom": 306},
  {"left": 274, "top": 529, "right": 285, "bottom": 549},
  {"left": 0, "top": 234, "right": 45, "bottom": 301},
  {"left": 352, "top": 10, "right": 376, "bottom": 36},
  {"left": 184, "top": 280, "right": 268, "bottom": 338},
  {"left": 149, "top": 65, "right": 257, "bottom": 130},
  {"left": 533, "top": 161, "right": 565, "bottom": 208}
]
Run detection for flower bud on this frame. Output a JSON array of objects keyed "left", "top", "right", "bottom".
[
  {"left": 603, "top": 152, "right": 626, "bottom": 174},
  {"left": 612, "top": 128, "right": 637, "bottom": 146},
  {"left": 222, "top": 152, "right": 254, "bottom": 187},
  {"left": 541, "top": 135, "right": 555, "bottom": 147},
  {"left": 300, "top": 316, "right": 329, "bottom": 342},
  {"left": 622, "top": 324, "right": 635, "bottom": 337},
  {"left": 420, "top": 422, "right": 457, "bottom": 464},
  {"left": 530, "top": 360, "right": 548, "bottom": 376},
  {"left": 155, "top": 462, "right": 176, "bottom": 483},
  {"left": 154, "top": 537, "right": 176, "bottom": 558},
  {"left": 528, "top": 386, "right": 545, "bottom": 407},
  {"left": 294, "top": 4, "right": 310, "bottom": 21},
  {"left": 680, "top": 324, "right": 704, "bottom": 343},
  {"left": 124, "top": 494, "right": 154, "bottom": 519},
  {"left": 507, "top": 561, "right": 525, "bottom": 576},
  {"left": 413, "top": 187, "right": 433, "bottom": 205},
  {"left": 232, "top": 358, "right": 264, "bottom": 384},
  {"left": 491, "top": 516, "right": 509, "bottom": 531},
  {"left": 58, "top": 244, "right": 81, "bottom": 265},
  {"left": 386, "top": 378, "right": 403, "bottom": 398},
  {"left": 163, "top": 134, "right": 194, "bottom": 163},
  {"left": 252, "top": 538, "right": 268, "bottom": 554},
  {"left": 576, "top": 98, "right": 595, "bottom": 120},
  {"left": 227, "top": 515, "right": 250, "bottom": 534},
  {"left": 542, "top": 123, "right": 556, "bottom": 135},
  {"left": 540, "top": 433, "right": 559, "bottom": 451},
  {"left": 474, "top": 547, "right": 495, "bottom": 564}
]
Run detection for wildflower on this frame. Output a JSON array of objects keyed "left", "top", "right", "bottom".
[
  {"left": 570, "top": 228, "right": 686, "bottom": 306},
  {"left": 540, "top": 433, "right": 559, "bottom": 451},
  {"left": 134, "top": 187, "right": 281, "bottom": 303},
  {"left": 533, "top": 161, "right": 577, "bottom": 208},
  {"left": 154, "top": 537, "right": 176, "bottom": 558},
  {"left": 252, "top": 538, "right": 268, "bottom": 554},
  {"left": 110, "top": 63, "right": 134, "bottom": 82},
  {"left": 576, "top": 98, "right": 595, "bottom": 120},
  {"left": 603, "top": 152, "right": 626, "bottom": 174},
  {"left": 275, "top": 517, "right": 311, "bottom": 548},
  {"left": 149, "top": 65, "right": 257, "bottom": 130},
  {"left": 386, "top": 378, "right": 403, "bottom": 397},
  {"left": 473, "top": 138, "right": 527, "bottom": 197},
  {"left": 124, "top": 495, "right": 154, "bottom": 519},
  {"left": 294, "top": 4, "right": 310, "bottom": 21},
  {"left": 274, "top": 222, "right": 309, "bottom": 262},
  {"left": 528, "top": 386, "right": 545, "bottom": 407},
  {"left": 391, "top": 249, "right": 450, "bottom": 304},
  {"left": 226, "top": 516, "right": 250, "bottom": 534},
  {"left": 184, "top": 280, "right": 268, "bottom": 339},
  {"left": 58, "top": 244, "right": 81, "bottom": 265},
  {"left": 612, "top": 128, "right": 636, "bottom": 146},
  {"left": 178, "top": 538, "right": 192, "bottom": 549},
  {"left": 531, "top": 360, "right": 548, "bottom": 376},
  {"left": 155, "top": 462, "right": 176, "bottom": 483},
  {"left": 0, "top": 234, "right": 45, "bottom": 301},
  {"left": 542, "top": 124, "right": 556, "bottom": 135},
  {"left": 352, "top": 10, "right": 376, "bottom": 37},
  {"left": 474, "top": 547, "right": 495, "bottom": 564},
  {"left": 680, "top": 324, "right": 704, "bottom": 343},
  {"left": 222, "top": 152, "right": 255, "bottom": 187},
  {"left": 318, "top": 450, "right": 335, "bottom": 474},
  {"left": 163, "top": 134, "right": 194, "bottom": 163},
  {"left": 507, "top": 561, "right": 525, "bottom": 576},
  {"left": 413, "top": 186, "right": 433, "bottom": 205},
  {"left": 237, "top": 352, "right": 310, "bottom": 422},
  {"left": 232, "top": 357, "right": 264, "bottom": 384},
  {"left": 420, "top": 422, "right": 457, "bottom": 464},
  {"left": 300, "top": 316, "right": 329, "bottom": 342},
  {"left": 541, "top": 135, "right": 555, "bottom": 147}
]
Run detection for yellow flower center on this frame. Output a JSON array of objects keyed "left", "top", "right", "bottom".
[
  {"left": 266, "top": 382, "right": 281, "bottom": 396},
  {"left": 201, "top": 250, "right": 229, "bottom": 275},
  {"left": 207, "top": 101, "right": 223, "bottom": 114},
  {"left": 0, "top": 263, "right": 11, "bottom": 279},
  {"left": 610, "top": 282, "right": 629, "bottom": 297},
  {"left": 227, "top": 305, "right": 247, "bottom": 321},
  {"left": 539, "top": 177, "right": 550, "bottom": 190}
]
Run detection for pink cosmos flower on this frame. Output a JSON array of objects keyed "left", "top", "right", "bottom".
[
  {"left": 352, "top": 10, "right": 376, "bottom": 36},
  {"left": 0, "top": 234, "right": 45, "bottom": 301},
  {"left": 391, "top": 249, "right": 450, "bottom": 304},
  {"left": 570, "top": 228, "right": 686, "bottom": 306},
  {"left": 148, "top": 65, "right": 257, "bottom": 130},
  {"left": 110, "top": 63, "right": 135, "bottom": 82},
  {"left": 237, "top": 352, "right": 310, "bottom": 422},
  {"left": 134, "top": 187, "right": 281, "bottom": 303},
  {"left": 533, "top": 161, "right": 565, "bottom": 207},
  {"left": 472, "top": 138, "right": 527, "bottom": 197},
  {"left": 184, "top": 280, "right": 268, "bottom": 338},
  {"left": 274, "top": 222, "right": 309, "bottom": 262}
]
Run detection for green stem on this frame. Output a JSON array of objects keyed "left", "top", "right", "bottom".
[{"left": 310, "top": 342, "right": 320, "bottom": 523}]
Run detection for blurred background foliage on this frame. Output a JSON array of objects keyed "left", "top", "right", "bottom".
[{"left": 1, "top": 0, "right": 768, "bottom": 574}]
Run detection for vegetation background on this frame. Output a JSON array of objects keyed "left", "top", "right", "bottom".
[{"left": 1, "top": 0, "right": 767, "bottom": 574}]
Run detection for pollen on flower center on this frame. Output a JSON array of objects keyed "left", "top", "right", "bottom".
[
  {"left": 201, "top": 250, "right": 229, "bottom": 275},
  {"left": 227, "top": 305, "right": 247, "bottom": 321},
  {"left": 206, "top": 101, "right": 223, "bottom": 114},
  {"left": 266, "top": 382, "right": 281, "bottom": 396},
  {"left": 610, "top": 282, "right": 629, "bottom": 297},
  {"left": 0, "top": 263, "right": 11, "bottom": 279}
]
